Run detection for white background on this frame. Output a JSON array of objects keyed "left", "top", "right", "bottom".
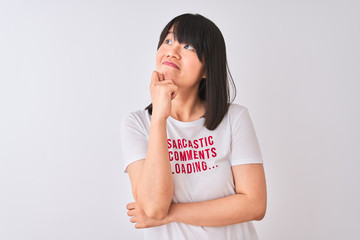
[{"left": 1, "top": 0, "right": 359, "bottom": 239}]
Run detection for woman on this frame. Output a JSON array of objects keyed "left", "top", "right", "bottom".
[{"left": 121, "top": 13, "right": 267, "bottom": 240}]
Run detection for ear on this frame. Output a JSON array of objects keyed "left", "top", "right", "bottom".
[
  {"left": 201, "top": 62, "right": 206, "bottom": 78},
  {"left": 202, "top": 70, "right": 206, "bottom": 79}
]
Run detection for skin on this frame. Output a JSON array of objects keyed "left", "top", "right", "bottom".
[
  {"left": 154, "top": 30, "right": 207, "bottom": 122},
  {"left": 126, "top": 28, "right": 206, "bottom": 220},
  {"left": 126, "top": 28, "right": 267, "bottom": 227},
  {"left": 127, "top": 164, "right": 266, "bottom": 228}
]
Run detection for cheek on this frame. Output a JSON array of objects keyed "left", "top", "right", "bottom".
[
  {"left": 155, "top": 50, "right": 164, "bottom": 65},
  {"left": 155, "top": 53, "right": 160, "bottom": 62},
  {"left": 155, "top": 55, "right": 161, "bottom": 70},
  {"left": 186, "top": 60, "right": 204, "bottom": 76}
]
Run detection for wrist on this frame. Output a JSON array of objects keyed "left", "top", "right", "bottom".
[
  {"left": 166, "top": 204, "right": 177, "bottom": 224},
  {"left": 151, "top": 113, "right": 169, "bottom": 124}
]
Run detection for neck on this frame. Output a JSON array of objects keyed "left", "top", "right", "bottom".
[{"left": 170, "top": 88, "right": 205, "bottom": 122}]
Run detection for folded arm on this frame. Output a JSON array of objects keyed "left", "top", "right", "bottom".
[
  {"left": 128, "top": 163, "right": 267, "bottom": 228},
  {"left": 168, "top": 164, "right": 266, "bottom": 226},
  {"left": 126, "top": 71, "right": 179, "bottom": 220},
  {"left": 127, "top": 117, "right": 173, "bottom": 220}
]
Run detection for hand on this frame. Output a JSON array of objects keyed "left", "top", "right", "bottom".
[
  {"left": 150, "top": 71, "right": 178, "bottom": 120},
  {"left": 126, "top": 202, "right": 169, "bottom": 229}
]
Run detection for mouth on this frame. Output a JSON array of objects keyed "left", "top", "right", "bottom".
[{"left": 163, "top": 61, "right": 180, "bottom": 69}]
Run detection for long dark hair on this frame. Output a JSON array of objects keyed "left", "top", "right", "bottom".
[{"left": 146, "top": 13, "right": 236, "bottom": 130}]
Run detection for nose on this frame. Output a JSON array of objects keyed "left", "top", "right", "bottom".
[{"left": 166, "top": 43, "right": 181, "bottom": 59}]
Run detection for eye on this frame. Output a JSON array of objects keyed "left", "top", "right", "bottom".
[
  {"left": 165, "top": 39, "right": 173, "bottom": 45},
  {"left": 184, "top": 44, "right": 195, "bottom": 50}
]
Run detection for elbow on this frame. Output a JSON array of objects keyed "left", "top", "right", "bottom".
[
  {"left": 254, "top": 210, "right": 266, "bottom": 221},
  {"left": 136, "top": 188, "right": 173, "bottom": 220},
  {"left": 145, "top": 207, "right": 169, "bottom": 220},
  {"left": 142, "top": 198, "right": 171, "bottom": 220},
  {"left": 253, "top": 201, "right": 267, "bottom": 221},
  {"left": 138, "top": 195, "right": 172, "bottom": 220}
]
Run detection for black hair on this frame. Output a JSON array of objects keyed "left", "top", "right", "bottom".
[{"left": 145, "top": 13, "right": 236, "bottom": 130}]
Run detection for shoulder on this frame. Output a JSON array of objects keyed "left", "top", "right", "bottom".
[
  {"left": 121, "top": 109, "right": 151, "bottom": 130},
  {"left": 226, "top": 103, "right": 249, "bottom": 119},
  {"left": 122, "top": 109, "right": 149, "bottom": 122},
  {"left": 223, "top": 103, "right": 255, "bottom": 131}
]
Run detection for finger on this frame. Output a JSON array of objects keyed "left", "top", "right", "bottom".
[
  {"left": 169, "top": 85, "right": 178, "bottom": 100},
  {"left": 135, "top": 223, "right": 145, "bottom": 229},
  {"left": 154, "top": 83, "right": 178, "bottom": 99},
  {"left": 152, "top": 80, "right": 177, "bottom": 95},
  {"left": 126, "top": 202, "right": 136, "bottom": 210},
  {"left": 127, "top": 209, "right": 135, "bottom": 216},
  {"left": 130, "top": 216, "right": 137, "bottom": 223},
  {"left": 157, "top": 71, "right": 165, "bottom": 81},
  {"left": 150, "top": 71, "right": 159, "bottom": 85},
  {"left": 150, "top": 71, "right": 164, "bottom": 85},
  {"left": 157, "top": 79, "right": 175, "bottom": 85}
]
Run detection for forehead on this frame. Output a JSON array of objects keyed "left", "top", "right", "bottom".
[
  {"left": 164, "top": 30, "right": 177, "bottom": 41},
  {"left": 166, "top": 27, "right": 174, "bottom": 36},
  {"left": 165, "top": 26, "right": 181, "bottom": 41}
]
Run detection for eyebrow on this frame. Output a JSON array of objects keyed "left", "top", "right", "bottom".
[{"left": 166, "top": 32, "right": 175, "bottom": 39}]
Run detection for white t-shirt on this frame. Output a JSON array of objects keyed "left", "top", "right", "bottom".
[{"left": 121, "top": 103, "right": 263, "bottom": 240}]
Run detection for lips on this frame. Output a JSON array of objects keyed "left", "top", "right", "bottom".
[{"left": 163, "top": 61, "right": 179, "bottom": 69}]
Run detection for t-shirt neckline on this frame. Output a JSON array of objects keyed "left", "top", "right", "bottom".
[{"left": 167, "top": 115, "right": 205, "bottom": 127}]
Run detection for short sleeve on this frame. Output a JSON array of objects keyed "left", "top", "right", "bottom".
[
  {"left": 120, "top": 112, "right": 149, "bottom": 173},
  {"left": 229, "top": 106, "right": 263, "bottom": 166}
]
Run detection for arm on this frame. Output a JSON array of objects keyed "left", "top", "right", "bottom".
[
  {"left": 127, "top": 163, "right": 266, "bottom": 228},
  {"left": 166, "top": 164, "right": 267, "bottom": 227},
  {"left": 127, "top": 71, "right": 178, "bottom": 220},
  {"left": 127, "top": 117, "right": 172, "bottom": 220}
]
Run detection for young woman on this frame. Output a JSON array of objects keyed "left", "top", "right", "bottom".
[{"left": 121, "top": 13, "right": 267, "bottom": 240}]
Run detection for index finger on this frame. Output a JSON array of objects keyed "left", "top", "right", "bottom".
[
  {"left": 126, "top": 202, "right": 136, "bottom": 210},
  {"left": 151, "top": 71, "right": 164, "bottom": 84}
]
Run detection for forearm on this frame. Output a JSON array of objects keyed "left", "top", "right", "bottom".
[
  {"left": 136, "top": 117, "right": 173, "bottom": 218},
  {"left": 166, "top": 193, "right": 266, "bottom": 227}
]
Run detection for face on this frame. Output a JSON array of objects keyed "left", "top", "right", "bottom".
[{"left": 155, "top": 29, "right": 206, "bottom": 89}]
